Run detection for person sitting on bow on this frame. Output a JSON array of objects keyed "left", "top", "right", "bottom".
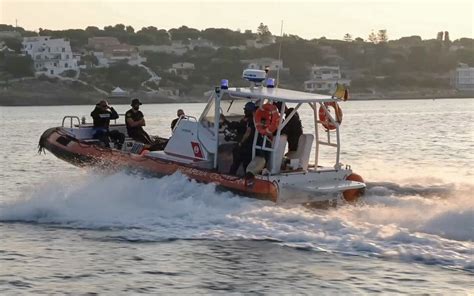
[
  {"left": 90, "top": 99, "right": 125, "bottom": 149},
  {"left": 125, "top": 98, "right": 154, "bottom": 145}
]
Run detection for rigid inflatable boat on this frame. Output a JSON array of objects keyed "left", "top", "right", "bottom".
[{"left": 39, "top": 69, "right": 365, "bottom": 203}]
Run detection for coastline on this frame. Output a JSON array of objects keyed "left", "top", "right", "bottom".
[
  {"left": 2, "top": 95, "right": 472, "bottom": 107},
  {"left": 0, "top": 79, "right": 473, "bottom": 106}
]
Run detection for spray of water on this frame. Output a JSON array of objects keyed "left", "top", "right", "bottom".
[{"left": 0, "top": 172, "right": 472, "bottom": 271}]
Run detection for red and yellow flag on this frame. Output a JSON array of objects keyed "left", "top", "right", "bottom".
[{"left": 333, "top": 83, "right": 349, "bottom": 101}]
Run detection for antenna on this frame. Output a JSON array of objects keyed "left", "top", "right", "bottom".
[{"left": 276, "top": 20, "right": 284, "bottom": 88}]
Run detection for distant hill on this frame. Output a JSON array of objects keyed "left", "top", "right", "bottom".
[{"left": 0, "top": 23, "right": 473, "bottom": 105}]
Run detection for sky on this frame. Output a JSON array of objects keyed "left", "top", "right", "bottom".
[{"left": 0, "top": 0, "right": 472, "bottom": 40}]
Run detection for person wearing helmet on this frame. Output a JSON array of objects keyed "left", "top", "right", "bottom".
[{"left": 221, "top": 101, "right": 257, "bottom": 175}]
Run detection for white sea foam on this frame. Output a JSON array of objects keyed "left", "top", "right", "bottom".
[{"left": 0, "top": 172, "right": 472, "bottom": 271}]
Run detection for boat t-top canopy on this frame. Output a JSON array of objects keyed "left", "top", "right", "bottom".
[{"left": 224, "top": 87, "right": 338, "bottom": 103}]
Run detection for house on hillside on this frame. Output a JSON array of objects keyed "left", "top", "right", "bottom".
[
  {"left": 87, "top": 37, "right": 120, "bottom": 51},
  {"left": 245, "top": 36, "right": 276, "bottom": 49},
  {"left": 240, "top": 57, "right": 289, "bottom": 74},
  {"left": 188, "top": 38, "right": 216, "bottom": 50},
  {"left": 22, "top": 36, "right": 78, "bottom": 76},
  {"left": 169, "top": 62, "right": 195, "bottom": 79},
  {"left": 138, "top": 41, "right": 188, "bottom": 56},
  {"left": 452, "top": 63, "right": 474, "bottom": 91},
  {"left": 86, "top": 37, "right": 146, "bottom": 67},
  {"left": 102, "top": 44, "right": 146, "bottom": 66},
  {"left": 304, "top": 65, "right": 350, "bottom": 93}
]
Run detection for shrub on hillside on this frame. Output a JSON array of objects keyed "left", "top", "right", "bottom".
[{"left": 4, "top": 55, "right": 34, "bottom": 78}]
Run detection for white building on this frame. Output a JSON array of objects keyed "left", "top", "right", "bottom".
[
  {"left": 304, "top": 65, "right": 350, "bottom": 93},
  {"left": 188, "top": 38, "right": 216, "bottom": 50},
  {"left": 138, "top": 41, "right": 188, "bottom": 56},
  {"left": 138, "top": 39, "right": 217, "bottom": 56},
  {"left": 169, "top": 62, "right": 195, "bottom": 79},
  {"left": 245, "top": 36, "right": 276, "bottom": 49},
  {"left": 22, "top": 36, "right": 78, "bottom": 76},
  {"left": 241, "top": 57, "right": 288, "bottom": 72},
  {"left": 102, "top": 43, "right": 146, "bottom": 66},
  {"left": 452, "top": 64, "right": 474, "bottom": 91}
]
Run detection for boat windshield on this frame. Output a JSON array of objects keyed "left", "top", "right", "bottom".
[
  {"left": 221, "top": 99, "right": 250, "bottom": 121},
  {"left": 200, "top": 94, "right": 259, "bottom": 129}
]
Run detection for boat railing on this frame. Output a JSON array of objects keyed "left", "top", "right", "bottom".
[
  {"left": 61, "top": 116, "right": 81, "bottom": 128},
  {"left": 113, "top": 114, "right": 126, "bottom": 124},
  {"left": 311, "top": 102, "right": 341, "bottom": 169}
]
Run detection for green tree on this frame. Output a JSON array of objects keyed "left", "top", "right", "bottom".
[
  {"left": 377, "top": 29, "right": 388, "bottom": 43},
  {"left": 4, "top": 55, "right": 34, "bottom": 77},
  {"left": 131, "top": 26, "right": 170, "bottom": 45},
  {"left": 343, "top": 33, "right": 353, "bottom": 42},
  {"left": 2, "top": 38, "right": 22, "bottom": 52},
  {"left": 368, "top": 31, "right": 377, "bottom": 43},
  {"left": 257, "top": 23, "right": 272, "bottom": 43},
  {"left": 201, "top": 28, "right": 247, "bottom": 46},
  {"left": 86, "top": 26, "right": 101, "bottom": 34},
  {"left": 169, "top": 26, "right": 200, "bottom": 41},
  {"left": 106, "top": 62, "right": 149, "bottom": 89},
  {"left": 126, "top": 25, "right": 135, "bottom": 33}
]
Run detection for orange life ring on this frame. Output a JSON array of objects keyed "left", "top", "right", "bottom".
[
  {"left": 343, "top": 173, "right": 365, "bottom": 202},
  {"left": 254, "top": 103, "right": 281, "bottom": 135},
  {"left": 319, "top": 102, "right": 343, "bottom": 130}
]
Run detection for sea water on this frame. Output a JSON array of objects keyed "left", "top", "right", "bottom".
[{"left": 0, "top": 99, "right": 473, "bottom": 294}]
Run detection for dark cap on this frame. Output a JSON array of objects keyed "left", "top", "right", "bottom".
[
  {"left": 244, "top": 102, "right": 257, "bottom": 111},
  {"left": 131, "top": 98, "right": 142, "bottom": 106}
]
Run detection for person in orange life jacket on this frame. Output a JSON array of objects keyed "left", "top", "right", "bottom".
[
  {"left": 171, "top": 109, "right": 185, "bottom": 131},
  {"left": 90, "top": 99, "right": 125, "bottom": 149},
  {"left": 220, "top": 102, "right": 259, "bottom": 175},
  {"left": 125, "top": 98, "right": 154, "bottom": 145}
]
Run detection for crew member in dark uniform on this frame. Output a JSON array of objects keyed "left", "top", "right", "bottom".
[
  {"left": 125, "top": 98, "right": 153, "bottom": 144},
  {"left": 221, "top": 102, "right": 257, "bottom": 175},
  {"left": 171, "top": 109, "right": 185, "bottom": 131},
  {"left": 282, "top": 107, "right": 303, "bottom": 152},
  {"left": 90, "top": 99, "right": 125, "bottom": 149},
  {"left": 275, "top": 102, "right": 303, "bottom": 153}
]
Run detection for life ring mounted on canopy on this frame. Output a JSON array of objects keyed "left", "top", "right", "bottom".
[
  {"left": 255, "top": 103, "right": 281, "bottom": 136},
  {"left": 318, "top": 102, "right": 343, "bottom": 130}
]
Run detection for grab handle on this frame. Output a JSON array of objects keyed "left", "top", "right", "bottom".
[{"left": 61, "top": 116, "right": 81, "bottom": 128}]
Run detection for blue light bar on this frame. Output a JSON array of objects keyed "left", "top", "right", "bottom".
[
  {"left": 221, "top": 79, "right": 229, "bottom": 89},
  {"left": 266, "top": 78, "right": 275, "bottom": 88}
]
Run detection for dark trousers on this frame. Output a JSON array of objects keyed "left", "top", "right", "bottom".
[
  {"left": 129, "top": 129, "right": 153, "bottom": 145},
  {"left": 229, "top": 144, "right": 252, "bottom": 175},
  {"left": 93, "top": 129, "right": 125, "bottom": 149}
]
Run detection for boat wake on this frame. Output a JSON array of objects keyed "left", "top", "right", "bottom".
[{"left": 0, "top": 172, "right": 472, "bottom": 271}]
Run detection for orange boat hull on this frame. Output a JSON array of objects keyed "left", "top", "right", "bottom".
[{"left": 39, "top": 128, "right": 279, "bottom": 202}]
